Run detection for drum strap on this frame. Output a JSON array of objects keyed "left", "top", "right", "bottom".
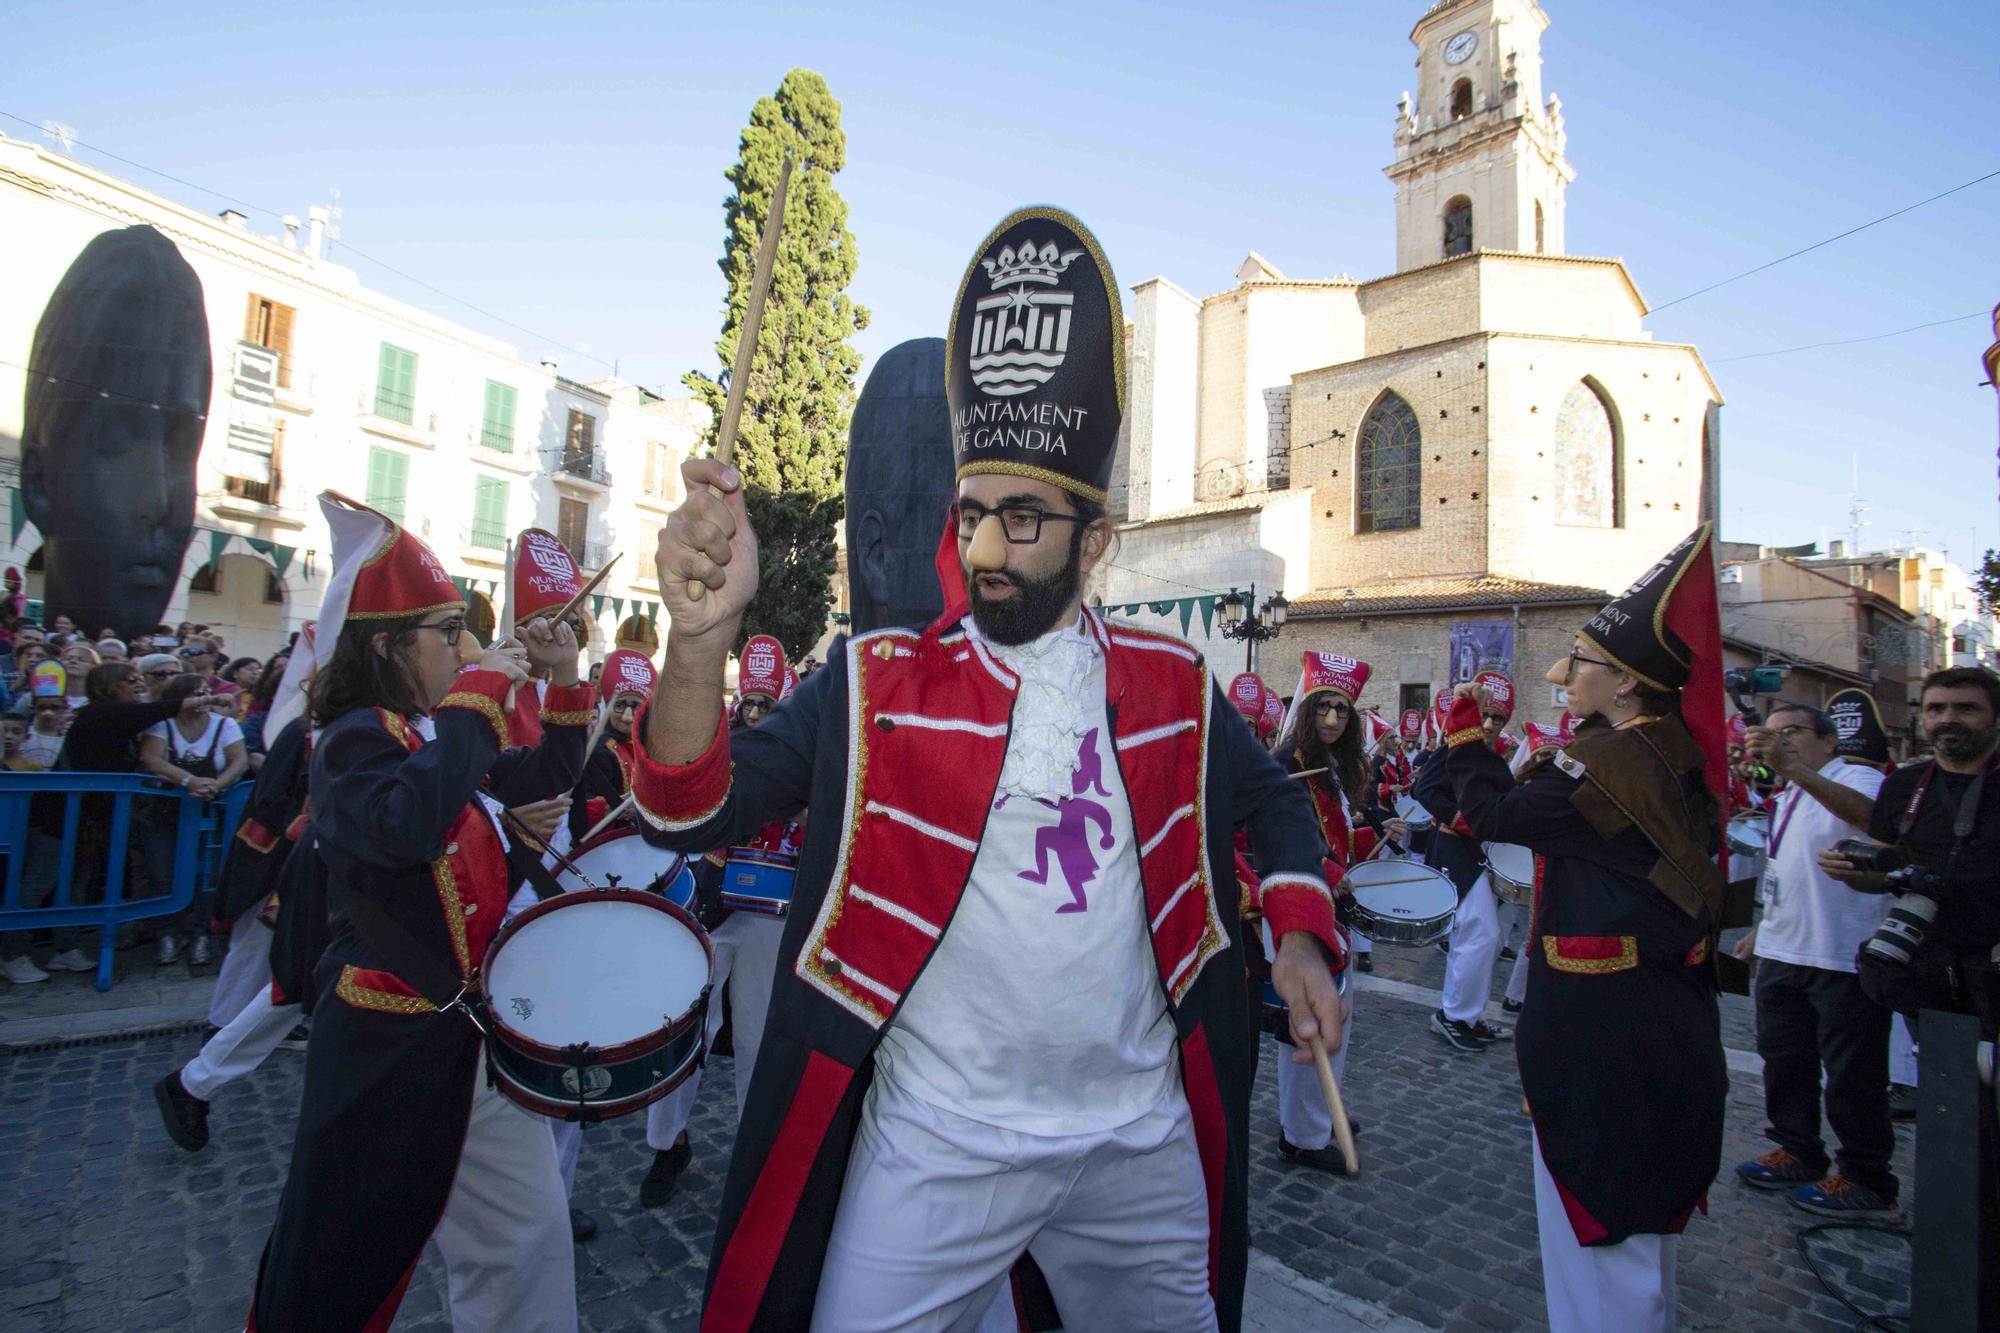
[{"left": 332, "top": 881, "right": 487, "bottom": 1027}]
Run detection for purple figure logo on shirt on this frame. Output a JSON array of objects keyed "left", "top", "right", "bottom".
[{"left": 1016, "top": 728, "right": 1117, "bottom": 913}]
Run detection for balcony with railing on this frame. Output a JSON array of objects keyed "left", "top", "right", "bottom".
[{"left": 556, "top": 446, "right": 612, "bottom": 488}]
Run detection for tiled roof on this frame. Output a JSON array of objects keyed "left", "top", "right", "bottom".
[{"left": 1289, "top": 575, "right": 1608, "bottom": 617}]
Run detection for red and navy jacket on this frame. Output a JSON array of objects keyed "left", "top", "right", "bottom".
[{"left": 628, "top": 611, "right": 1335, "bottom": 1333}]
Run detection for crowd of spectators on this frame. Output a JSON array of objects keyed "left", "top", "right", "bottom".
[{"left": 0, "top": 602, "right": 296, "bottom": 983}]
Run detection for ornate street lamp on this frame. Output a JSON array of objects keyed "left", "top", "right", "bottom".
[{"left": 1217, "top": 582, "right": 1287, "bottom": 671}]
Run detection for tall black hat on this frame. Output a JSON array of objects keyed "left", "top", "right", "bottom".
[
  {"left": 947, "top": 207, "right": 1124, "bottom": 505},
  {"left": 1578, "top": 523, "right": 1717, "bottom": 692},
  {"left": 1826, "top": 687, "right": 1893, "bottom": 770}
]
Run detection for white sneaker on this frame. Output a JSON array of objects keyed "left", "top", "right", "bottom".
[
  {"left": 43, "top": 948, "right": 94, "bottom": 972},
  {"left": 2, "top": 955, "right": 49, "bottom": 984}
]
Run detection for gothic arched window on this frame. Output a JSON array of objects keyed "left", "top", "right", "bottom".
[
  {"left": 1450, "top": 79, "right": 1473, "bottom": 120},
  {"left": 1356, "top": 391, "right": 1422, "bottom": 534},
  {"left": 1553, "top": 379, "right": 1620, "bottom": 527},
  {"left": 1534, "top": 200, "right": 1546, "bottom": 254},
  {"left": 1443, "top": 197, "right": 1473, "bottom": 258}
]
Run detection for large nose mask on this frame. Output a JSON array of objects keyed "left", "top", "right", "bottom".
[{"left": 965, "top": 514, "right": 1009, "bottom": 573}]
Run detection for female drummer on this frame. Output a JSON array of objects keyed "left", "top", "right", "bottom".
[
  {"left": 1270, "top": 652, "right": 1408, "bottom": 1174},
  {"left": 251, "top": 496, "right": 595, "bottom": 1333},
  {"left": 565, "top": 648, "right": 656, "bottom": 846},
  {"left": 1438, "top": 527, "right": 1728, "bottom": 1333}
]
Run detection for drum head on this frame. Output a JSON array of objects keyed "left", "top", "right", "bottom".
[
  {"left": 1393, "top": 794, "right": 1434, "bottom": 826},
  {"left": 1726, "top": 813, "right": 1770, "bottom": 855},
  {"left": 1481, "top": 842, "right": 1535, "bottom": 885},
  {"left": 1342, "top": 859, "right": 1458, "bottom": 920},
  {"left": 559, "top": 828, "right": 684, "bottom": 895},
  {"left": 486, "top": 899, "right": 708, "bottom": 1050}
]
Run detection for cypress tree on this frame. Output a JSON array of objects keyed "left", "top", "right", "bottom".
[{"left": 685, "top": 68, "right": 868, "bottom": 659}]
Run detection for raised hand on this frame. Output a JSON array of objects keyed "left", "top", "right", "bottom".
[{"left": 658, "top": 458, "right": 759, "bottom": 646}]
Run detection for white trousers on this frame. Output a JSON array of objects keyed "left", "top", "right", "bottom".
[
  {"left": 433, "top": 1066, "right": 577, "bottom": 1333},
  {"left": 181, "top": 986, "right": 299, "bottom": 1101},
  {"left": 1890, "top": 1013, "right": 1919, "bottom": 1087},
  {"left": 811, "top": 1078, "right": 1216, "bottom": 1333},
  {"left": 1275, "top": 1002, "right": 1356, "bottom": 1150},
  {"left": 1533, "top": 1133, "right": 1677, "bottom": 1333},
  {"left": 1441, "top": 873, "right": 1504, "bottom": 1024},
  {"left": 646, "top": 911, "right": 785, "bottom": 1149},
  {"left": 207, "top": 898, "right": 273, "bottom": 1028}
]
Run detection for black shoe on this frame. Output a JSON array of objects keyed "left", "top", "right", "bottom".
[
  {"left": 1278, "top": 1131, "right": 1355, "bottom": 1176},
  {"left": 639, "top": 1134, "right": 692, "bottom": 1208},
  {"left": 1887, "top": 1084, "right": 1917, "bottom": 1122},
  {"left": 187, "top": 935, "right": 214, "bottom": 969},
  {"left": 1436, "top": 939, "right": 1450, "bottom": 955},
  {"left": 710, "top": 1017, "right": 734, "bottom": 1060},
  {"left": 154, "top": 1072, "right": 209, "bottom": 1153},
  {"left": 569, "top": 1208, "right": 598, "bottom": 1243},
  {"left": 1499, "top": 946, "right": 1517, "bottom": 961},
  {"left": 1501, "top": 998, "right": 1524, "bottom": 1016},
  {"left": 201, "top": 1023, "right": 222, "bottom": 1044},
  {"left": 1470, "top": 1020, "right": 1513, "bottom": 1043},
  {"left": 1355, "top": 953, "right": 1373, "bottom": 974},
  {"left": 1429, "top": 1010, "right": 1487, "bottom": 1052},
  {"left": 279, "top": 1024, "right": 311, "bottom": 1053}
]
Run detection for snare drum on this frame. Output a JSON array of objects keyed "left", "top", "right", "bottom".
[
  {"left": 479, "top": 889, "right": 713, "bottom": 1121},
  {"left": 557, "top": 827, "right": 694, "bottom": 907},
  {"left": 1341, "top": 858, "right": 1458, "bottom": 947},
  {"left": 721, "top": 848, "right": 797, "bottom": 917},
  {"left": 1393, "top": 793, "right": 1435, "bottom": 828},
  {"left": 1481, "top": 842, "right": 1537, "bottom": 907},
  {"left": 1726, "top": 811, "right": 1770, "bottom": 885},
  {"left": 1259, "top": 921, "right": 1349, "bottom": 1041}
]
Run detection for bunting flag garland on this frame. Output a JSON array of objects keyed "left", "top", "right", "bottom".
[{"left": 1095, "top": 593, "right": 1217, "bottom": 638}]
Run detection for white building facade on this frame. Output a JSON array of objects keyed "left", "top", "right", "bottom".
[{"left": 0, "top": 132, "right": 706, "bottom": 661}]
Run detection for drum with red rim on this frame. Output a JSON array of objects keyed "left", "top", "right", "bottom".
[
  {"left": 479, "top": 889, "right": 712, "bottom": 1121},
  {"left": 555, "top": 826, "right": 694, "bottom": 906}
]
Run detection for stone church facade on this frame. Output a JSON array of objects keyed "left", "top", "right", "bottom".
[{"left": 1100, "top": 0, "right": 1724, "bottom": 727}]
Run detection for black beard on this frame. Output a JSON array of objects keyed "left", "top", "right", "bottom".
[
  {"left": 967, "top": 537, "right": 1083, "bottom": 647},
  {"left": 1930, "top": 723, "right": 1999, "bottom": 761}
]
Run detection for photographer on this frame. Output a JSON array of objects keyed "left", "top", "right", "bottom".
[
  {"left": 1729, "top": 704, "right": 1896, "bottom": 1218},
  {"left": 1819, "top": 667, "right": 2000, "bottom": 1032}
]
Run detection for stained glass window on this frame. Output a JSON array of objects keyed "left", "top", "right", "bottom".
[
  {"left": 1357, "top": 391, "right": 1422, "bottom": 533},
  {"left": 1553, "top": 380, "right": 1618, "bottom": 527}
]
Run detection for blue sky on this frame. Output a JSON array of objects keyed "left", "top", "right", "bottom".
[{"left": 8, "top": 0, "right": 1998, "bottom": 562}]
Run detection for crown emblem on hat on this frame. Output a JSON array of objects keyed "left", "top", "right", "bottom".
[
  {"left": 969, "top": 238, "right": 1087, "bottom": 399},
  {"left": 981, "top": 240, "right": 1083, "bottom": 288}
]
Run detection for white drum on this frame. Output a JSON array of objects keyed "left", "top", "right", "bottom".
[
  {"left": 1481, "top": 842, "right": 1537, "bottom": 907},
  {"left": 1393, "top": 793, "right": 1434, "bottom": 828},
  {"left": 1726, "top": 811, "right": 1770, "bottom": 885},
  {"left": 1341, "top": 858, "right": 1458, "bottom": 948},
  {"left": 479, "top": 891, "right": 712, "bottom": 1121},
  {"left": 555, "top": 826, "right": 694, "bottom": 906}
]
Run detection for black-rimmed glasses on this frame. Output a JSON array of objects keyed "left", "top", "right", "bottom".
[
  {"left": 1566, "top": 651, "right": 1616, "bottom": 677},
  {"left": 1311, "top": 697, "right": 1352, "bottom": 717},
  {"left": 414, "top": 618, "right": 467, "bottom": 647},
  {"left": 952, "top": 502, "right": 1089, "bottom": 545}
]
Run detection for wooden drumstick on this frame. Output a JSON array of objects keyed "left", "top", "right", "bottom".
[
  {"left": 1287, "top": 766, "right": 1327, "bottom": 781},
  {"left": 581, "top": 792, "right": 634, "bottom": 845},
  {"left": 687, "top": 155, "right": 792, "bottom": 604},
  {"left": 1309, "top": 1034, "right": 1360, "bottom": 1175}
]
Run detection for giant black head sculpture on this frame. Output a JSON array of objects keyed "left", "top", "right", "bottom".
[
  {"left": 22, "top": 226, "right": 211, "bottom": 640},
  {"left": 844, "top": 337, "right": 955, "bottom": 633}
]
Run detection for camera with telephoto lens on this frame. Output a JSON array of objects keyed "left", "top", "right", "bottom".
[{"left": 1834, "top": 839, "right": 1950, "bottom": 967}]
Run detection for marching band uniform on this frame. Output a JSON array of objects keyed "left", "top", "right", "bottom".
[
  {"left": 251, "top": 496, "right": 594, "bottom": 1333},
  {"left": 1442, "top": 526, "right": 1730, "bottom": 1333},
  {"left": 640, "top": 635, "right": 803, "bottom": 1209},
  {"left": 566, "top": 649, "right": 655, "bottom": 847},
  {"left": 1269, "top": 653, "right": 1374, "bottom": 1171},
  {"left": 1431, "top": 672, "right": 1523, "bottom": 1046},
  {"left": 631, "top": 208, "right": 1338, "bottom": 1333}
]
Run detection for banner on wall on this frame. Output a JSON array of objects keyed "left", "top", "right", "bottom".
[{"left": 1448, "top": 620, "right": 1514, "bottom": 686}]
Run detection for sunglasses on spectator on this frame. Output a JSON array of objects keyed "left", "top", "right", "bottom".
[{"left": 179, "top": 646, "right": 212, "bottom": 658}]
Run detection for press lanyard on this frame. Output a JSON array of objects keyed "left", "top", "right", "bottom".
[{"left": 1764, "top": 784, "right": 1804, "bottom": 860}]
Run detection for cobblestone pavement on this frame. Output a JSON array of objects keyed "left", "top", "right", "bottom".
[{"left": 2, "top": 934, "right": 1914, "bottom": 1331}]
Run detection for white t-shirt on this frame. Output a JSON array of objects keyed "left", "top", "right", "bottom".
[
  {"left": 17, "top": 729, "right": 63, "bottom": 769},
  {"left": 144, "top": 713, "right": 245, "bottom": 769},
  {"left": 873, "top": 617, "right": 1178, "bottom": 1136},
  {"left": 1754, "top": 756, "right": 1889, "bottom": 973}
]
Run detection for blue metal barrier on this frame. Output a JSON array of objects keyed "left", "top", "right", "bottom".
[{"left": 0, "top": 773, "right": 252, "bottom": 991}]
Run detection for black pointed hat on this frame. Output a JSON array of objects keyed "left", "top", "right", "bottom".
[
  {"left": 1578, "top": 523, "right": 1717, "bottom": 692},
  {"left": 947, "top": 207, "right": 1124, "bottom": 505},
  {"left": 1826, "top": 687, "right": 1893, "bottom": 769}
]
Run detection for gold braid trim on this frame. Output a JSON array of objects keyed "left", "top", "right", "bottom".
[
  {"left": 438, "top": 690, "right": 508, "bottom": 750},
  {"left": 1444, "top": 724, "right": 1488, "bottom": 749},
  {"left": 335, "top": 965, "right": 436, "bottom": 1014},
  {"left": 541, "top": 707, "right": 593, "bottom": 727},
  {"left": 955, "top": 460, "right": 1108, "bottom": 506},
  {"left": 1541, "top": 935, "right": 1639, "bottom": 975}
]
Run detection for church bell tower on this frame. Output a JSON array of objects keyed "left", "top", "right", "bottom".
[{"left": 1385, "top": 0, "right": 1575, "bottom": 272}]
